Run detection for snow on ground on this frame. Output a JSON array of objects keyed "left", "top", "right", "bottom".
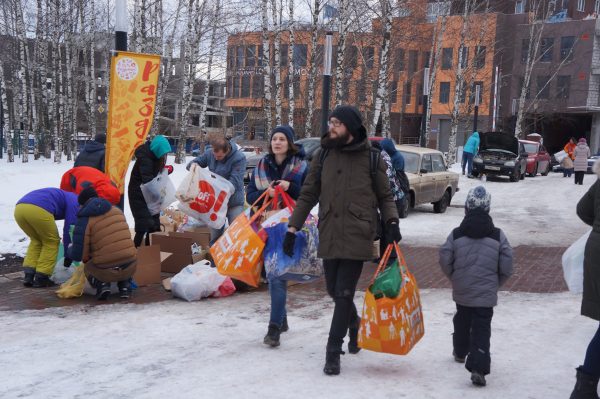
[
  {"left": 0, "top": 289, "right": 594, "bottom": 398},
  {"left": 1, "top": 156, "right": 595, "bottom": 255}
]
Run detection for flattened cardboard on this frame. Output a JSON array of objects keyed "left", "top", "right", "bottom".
[
  {"left": 134, "top": 245, "right": 162, "bottom": 286},
  {"left": 160, "top": 252, "right": 206, "bottom": 274},
  {"left": 150, "top": 232, "right": 209, "bottom": 273}
]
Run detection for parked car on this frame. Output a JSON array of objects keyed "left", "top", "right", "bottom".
[
  {"left": 472, "top": 132, "right": 528, "bottom": 182},
  {"left": 396, "top": 145, "right": 459, "bottom": 216},
  {"left": 519, "top": 139, "right": 552, "bottom": 176}
]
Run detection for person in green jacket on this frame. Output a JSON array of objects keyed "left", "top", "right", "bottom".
[{"left": 462, "top": 131, "right": 480, "bottom": 178}]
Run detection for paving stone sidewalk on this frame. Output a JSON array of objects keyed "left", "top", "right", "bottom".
[{"left": 0, "top": 246, "right": 568, "bottom": 312}]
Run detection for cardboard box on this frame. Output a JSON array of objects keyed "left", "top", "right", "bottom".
[
  {"left": 170, "top": 230, "right": 210, "bottom": 248},
  {"left": 134, "top": 245, "right": 163, "bottom": 286},
  {"left": 151, "top": 232, "right": 209, "bottom": 274}
]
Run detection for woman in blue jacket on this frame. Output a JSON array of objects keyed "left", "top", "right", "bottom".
[{"left": 246, "top": 125, "right": 307, "bottom": 348}]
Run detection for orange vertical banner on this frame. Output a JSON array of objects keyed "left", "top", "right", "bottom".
[{"left": 105, "top": 51, "right": 161, "bottom": 193}]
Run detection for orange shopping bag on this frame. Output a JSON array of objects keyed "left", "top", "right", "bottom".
[
  {"left": 358, "top": 243, "right": 425, "bottom": 355},
  {"left": 210, "top": 191, "right": 272, "bottom": 287}
]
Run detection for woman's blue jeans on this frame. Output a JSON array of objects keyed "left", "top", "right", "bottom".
[{"left": 268, "top": 277, "right": 287, "bottom": 327}]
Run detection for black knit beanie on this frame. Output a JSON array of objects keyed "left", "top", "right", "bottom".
[{"left": 329, "top": 105, "right": 366, "bottom": 138}]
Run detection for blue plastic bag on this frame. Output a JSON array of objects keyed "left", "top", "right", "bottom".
[{"left": 264, "top": 216, "right": 323, "bottom": 282}]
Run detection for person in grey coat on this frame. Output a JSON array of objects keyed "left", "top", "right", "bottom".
[
  {"left": 574, "top": 138, "right": 591, "bottom": 185},
  {"left": 570, "top": 158, "right": 600, "bottom": 399},
  {"left": 439, "top": 186, "right": 513, "bottom": 388}
]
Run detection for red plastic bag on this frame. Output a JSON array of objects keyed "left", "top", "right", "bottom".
[{"left": 212, "top": 277, "right": 236, "bottom": 298}]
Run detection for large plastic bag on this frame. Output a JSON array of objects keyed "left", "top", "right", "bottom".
[
  {"left": 141, "top": 169, "right": 177, "bottom": 215},
  {"left": 554, "top": 150, "right": 568, "bottom": 163},
  {"left": 264, "top": 215, "right": 323, "bottom": 282},
  {"left": 176, "top": 163, "right": 235, "bottom": 229},
  {"left": 51, "top": 258, "right": 75, "bottom": 284},
  {"left": 55, "top": 266, "right": 86, "bottom": 299},
  {"left": 171, "top": 260, "right": 228, "bottom": 301},
  {"left": 562, "top": 230, "right": 590, "bottom": 294}
]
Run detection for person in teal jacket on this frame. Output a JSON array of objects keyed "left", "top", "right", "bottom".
[{"left": 462, "top": 132, "right": 480, "bottom": 177}]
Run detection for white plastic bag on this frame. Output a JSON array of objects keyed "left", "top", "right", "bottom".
[
  {"left": 562, "top": 230, "right": 590, "bottom": 294},
  {"left": 141, "top": 169, "right": 177, "bottom": 215},
  {"left": 554, "top": 150, "right": 568, "bottom": 163},
  {"left": 171, "top": 260, "right": 227, "bottom": 301},
  {"left": 50, "top": 258, "right": 75, "bottom": 284},
  {"left": 176, "top": 163, "right": 235, "bottom": 229}
]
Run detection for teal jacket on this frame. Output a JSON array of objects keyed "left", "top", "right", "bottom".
[{"left": 464, "top": 132, "right": 480, "bottom": 155}]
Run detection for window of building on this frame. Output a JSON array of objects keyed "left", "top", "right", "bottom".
[
  {"left": 251, "top": 75, "right": 263, "bottom": 98},
  {"left": 418, "top": 84, "right": 423, "bottom": 105},
  {"left": 357, "top": 79, "right": 366, "bottom": 102},
  {"left": 398, "top": 5, "right": 410, "bottom": 16},
  {"left": 521, "top": 39, "right": 529, "bottom": 64},
  {"left": 515, "top": 0, "right": 526, "bottom": 13},
  {"left": 423, "top": 51, "right": 431, "bottom": 68},
  {"left": 228, "top": 47, "right": 235, "bottom": 69},
  {"left": 227, "top": 77, "right": 232, "bottom": 98},
  {"left": 460, "top": 46, "right": 469, "bottom": 69},
  {"left": 560, "top": 36, "right": 575, "bottom": 61},
  {"left": 241, "top": 75, "right": 251, "bottom": 97},
  {"left": 459, "top": 80, "right": 467, "bottom": 103},
  {"left": 257, "top": 46, "right": 264, "bottom": 66},
  {"left": 469, "top": 81, "right": 484, "bottom": 104},
  {"left": 557, "top": 75, "right": 571, "bottom": 99},
  {"left": 293, "top": 44, "right": 307, "bottom": 67},
  {"left": 246, "top": 45, "right": 256, "bottom": 67},
  {"left": 345, "top": 45, "right": 358, "bottom": 68},
  {"left": 236, "top": 46, "right": 244, "bottom": 67},
  {"left": 232, "top": 76, "right": 240, "bottom": 98},
  {"left": 280, "top": 44, "right": 288, "bottom": 67},
  {"left": 439, "top": 82, "right": 450, "bottom": 104},
  {"left": 408, "top": 50, "right": 418, "bottom": 74},
  {"left": 341, "top": 78, "right": 350, "bottom": 101},
  {"left": 540, "top": 38, "right": 554, "bottom": 62},
  {"left": 404, "top": 82, "right": 412, "bottom": 104},
  {"left": 390, "top": 81, "right": 398, "bottom": 104},
  {"left": 362, "top": 47, "right": 374, "bottom": 69},
  {"left": 426, "top": 1, "right": 451, "bottom": 22},
  {"left": 283, "top": 75, "right": 290, "bottom": 98},
  {"left": 519, "top": 76, "right": 531, "bottom": 99},
  {"left": 578, "top": 0, "right": 586, "bottom": 12},
  {"left": 596, "top": 0, "right": 600, "bottom": 13},
  {"left": 395, "top": 48, "right": 405, "bottom": 71},
  {"left": 442, "top": 48, "right": 453, "bottom": 70},
  {"left": 294, "top": 79, "right": 301, "bottom": 99},
  {"left": 474, "top": 46, "right": 486, "bottom": 69},
  {"left": 537, "top": 75, "right": 550, "bottom": 99}
]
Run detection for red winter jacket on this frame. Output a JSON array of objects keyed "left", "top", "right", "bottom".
[{"left": 60, "top": 166, "right": 121, "bottom": 205}]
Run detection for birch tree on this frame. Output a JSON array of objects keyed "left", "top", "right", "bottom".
[
  {"left": 369, "top": 0, "right": 392, "bottom": 136},
  {"left": 261, "top": 0, "right": 273, "bottom": 132},
  {"left": 199, "top": 0, "right": 221, "bottom": 132},
  {"left": 15, "top": 0, "right": 29, "bottom": 162},
  {"left": 0, "top": 63, "right": 12, "bottom": 162},
  {"left": 286, "top": 0, "right": 295, "bottom": 127},
  {"left": 271, "top": 0, "right": 282, "bottom": 125},
  {"left": 303, "top": 0, "right": 321, "bottom": 137},
  {"left": 334, "top": 0, "right": 349, "bottom": 106},
  {"left": 424, "top": 15, "right": 448, "bottom": 147}
]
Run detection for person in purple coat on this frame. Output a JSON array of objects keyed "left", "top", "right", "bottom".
[{"left": 14, "top": 188, "right": 79, "bottom": 287}]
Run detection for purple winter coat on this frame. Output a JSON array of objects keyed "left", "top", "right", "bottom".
[{"left": 17, "top": 188, "right": 80, "bottom": 254}]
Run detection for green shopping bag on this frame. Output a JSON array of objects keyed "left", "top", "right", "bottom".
[{"left": 370, "top": 251, "right": 402, "bottom": 299}]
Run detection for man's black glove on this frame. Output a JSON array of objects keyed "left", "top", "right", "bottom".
[
  {"left": 64, "top": 257, "right": 73, "bottom": 268},
  {"left": 283, "top": 232, "right": 297, "bottom": 257},
  {"left": 386, "top": 219, "right": 402, "bottom": 243}
]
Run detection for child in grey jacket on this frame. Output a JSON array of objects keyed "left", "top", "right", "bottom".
[{"left": 439, "top": 186, "right": 513, "bottom": 387}]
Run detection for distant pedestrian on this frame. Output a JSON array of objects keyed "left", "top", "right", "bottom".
[
  {"left": 570, "top": 159, "right": 600, "bottom": 398},
  {"left": 564, "top": 137, "right": 577, "bottom": 160},
  {"left": 574, "top": 138, "right": 591, "bottom": 185},
  {"left": 561, "top": 155, "right": 574, "bottom": 178},
  {"left": 74, "top": 133, "right": 106, "bottom": 172},
  {"left": 439, "top": 186, "right": 513, "bottom": 387},
  {"left": 462, "top": 132, "right": 480, "bottom": 178}
]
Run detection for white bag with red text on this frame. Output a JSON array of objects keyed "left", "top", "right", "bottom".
[{"left": 176, "top": 163, "right": 234, "bottom": 229}]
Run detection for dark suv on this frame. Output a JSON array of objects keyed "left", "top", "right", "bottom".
[{"left": 472, "top": 132, "right": 528, "bottom": 182}]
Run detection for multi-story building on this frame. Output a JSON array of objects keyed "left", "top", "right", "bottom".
[{"left": 226, "top": 0, "right": 600, "bottom": 154}]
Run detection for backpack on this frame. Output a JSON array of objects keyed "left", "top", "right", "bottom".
[
  {"left": 318, "top": 147, "right": 381, "bottom": 192},
  {"left": 395, "top": 170, "right": 410, "bottom": 196}
]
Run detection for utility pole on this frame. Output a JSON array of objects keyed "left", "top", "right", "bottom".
[
  {"left": 320, "top": 32, "right": 333, "bottom": 135},
  {"left": 419, "top": 67, "right": 430, "bottom": 147},
  {"left": 473, "top": 84, "right": 480, "bottom": 132},
  {"left": 492, "top": 66, "right": 499, "bottom": 131},
  {"left": 115, "top": 0, "right": 128, "bottom": 51}
]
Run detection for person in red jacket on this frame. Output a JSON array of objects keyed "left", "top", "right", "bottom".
[{"left": 60, "top": 166, "right": 121, "bottom": 205}]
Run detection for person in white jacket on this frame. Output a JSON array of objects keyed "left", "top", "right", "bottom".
[{"left": 573, "top": 138, "right": 591, "bottom": 185}]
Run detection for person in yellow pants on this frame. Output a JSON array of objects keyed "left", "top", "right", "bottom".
[{"left": 14, "top": 188, "right": 79, "bottom": 287}]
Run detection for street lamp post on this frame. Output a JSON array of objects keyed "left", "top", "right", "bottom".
[
  {"left": 473, "top": 84, "right": 480, "bottom": 132},
  {"left": 320, "top": 32, "right": 333, "bottom": 135},
  {"left": 115, "top": 0, "right": 128, "bottom": 51},
  {"left": 419, "top": 67, "right": 430, "bottom": 147}
]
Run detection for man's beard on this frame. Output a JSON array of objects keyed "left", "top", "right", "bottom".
[{"left": 322, "top": 131, "right": 351, "bottom": 149}]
